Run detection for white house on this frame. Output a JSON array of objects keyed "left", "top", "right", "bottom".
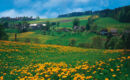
[
  {"left": 29, "top": 24, "right": 37, "bottom": 27},
  {"left": 42, "top": 24, "right": 46, "bottom": 26}
]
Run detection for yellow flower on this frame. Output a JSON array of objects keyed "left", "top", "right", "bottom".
[
  {"left": 110, "top": 69, "right": 114, "bottom": 72},
  {"left": 86, "top": 76, "right": 92, "bottom": 79},
  {"left": 92, "top": 71, "right": 96, "bottom": 74},
  {"left": 45, "top": 74, "right": 50, "bottom": 78},
  {"left": 112, "top": 74, "right": 116, "bottom": 77},
  {"left": 117, "top": 66, "right": 120, "bottom": 68},
  {"left": 3, "top": 73, "right": 6, "bottom": 75},
  {"left": 105, "top": 78, "right": 109, "bottom": 80},
  {"left": 19, "top": 78, "right": 25, "bottom": 80},
  {"left": 0, "top": 76, "right": 3, "bottom": 80},
  {"left": 62, "top": 75, "right": 67, "bottom": 78},
  {"left": 116, "top": 69, "right": 120, "bottom": 71}
]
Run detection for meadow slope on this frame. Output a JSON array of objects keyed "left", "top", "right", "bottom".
[{"left": 0, "top": 40, "right": 130, "bottom": 80}]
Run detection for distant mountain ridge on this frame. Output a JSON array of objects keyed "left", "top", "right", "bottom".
[{"left": 58, "top": 5, "right": 130, "bottom": 22}]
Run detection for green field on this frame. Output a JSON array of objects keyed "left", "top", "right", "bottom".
[
  {"left": 0, "top": 40, "right": 129, "bottom": 80},
  {"left": 7, "top": 31, "right": 106, "bottom": 47},
  {"left": 29, "top": 16, "right": 90, "bottom": 24},
  {"left": 1, "top": 15, "right": 130, "bottom": 80},
  {"left": 95, "top": 17, "right": 130, "bottom": 31}
]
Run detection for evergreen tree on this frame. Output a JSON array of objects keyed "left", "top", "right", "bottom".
[
  {"left": 0, "top": 24, "right": 8, "bottom": 40},
  {"left": 73, "top": 18, "right": 80, "bottom": 27}
]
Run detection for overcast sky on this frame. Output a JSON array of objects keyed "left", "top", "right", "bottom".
[{"left": 0, "top": 0, "right": 130, "bottom": 18}]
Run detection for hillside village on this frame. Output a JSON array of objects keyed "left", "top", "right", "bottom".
[{"left": 0, "top": 4, "right": 130, "bottom": 80}]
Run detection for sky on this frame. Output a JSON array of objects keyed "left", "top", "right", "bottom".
[{"left": 0, "top": 0, "right": 130, "bottom": 18}]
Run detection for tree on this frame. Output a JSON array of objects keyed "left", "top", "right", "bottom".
[
  {"left": 91, "top": 36, "right": 104, "bottom": 49},
  {"left": 36, "top": 16, "right": 40, "bottom": 20},
  {"left": 105, "top": 32, "right": 113, "bottom": 49},
  {"left": 57, "top": 22, "right": 60, "bottom": 27},
  {"left": 86, "top": 23, "right": 90, "bottom": 31},
  {"left": 46, "top": 21, "right": 51, "bottom": 31},
  {"left": 69, "top": 38, "right": 76, "bottom": 46},
  {"left": 73, "top": 18, "right": 80, "bottom": 28},
  {"left": 90, "top": 23, "right": 98, "bottom": 32},
  {"left": 86, "top": 16, "right": 97, "bottom": 31},
  {"left": 0, "top": 24, "right": 8, "bottom": 40},
  {"left": 3, "top": 21, "right": 9, "bottom": 28},
  {"left": 42, "top": 21, "right": 51, "bottom": 34},
  {"left": 107, "top": 37, "right": 119, "bottom": 49},
  {"left": 122, "top": 27, "right": 130, "bottom": 49},
  {"left": 22, "top": 21, "right": 29, "bottom": 32}
]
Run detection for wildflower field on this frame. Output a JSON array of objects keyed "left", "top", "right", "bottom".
[{"left": 0, "top": 40, "right": 129, "bottom": 80}]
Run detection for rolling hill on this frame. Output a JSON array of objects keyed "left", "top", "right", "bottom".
[{"left": 0, "top": 40, "right": 129, "bottom": 79}]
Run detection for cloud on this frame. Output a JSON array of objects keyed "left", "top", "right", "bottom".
[
  {"left": 42, "top": 0, "right": 70, "bottom": 8},
  {"left": 14, "top": 0, "right": 31, "bottom": 6},
  {"left": 0, "top": 9, "right": 47, "bottom": 18},
  {"left": 65, "top": 8, "right": 84, "bottom": 13},
  {"left": 1, "top": 0, "right": 130, "bottom": 18},
  {"left": 43, "top": 11, "right": 59, "bottom": 18},
  {"left": 75, "top": 0, "right": 90, "bottom": 3}
]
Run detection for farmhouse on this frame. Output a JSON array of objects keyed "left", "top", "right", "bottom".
[
  {"left": 56, "top": 28, "right": 72, "bottom": 32},
  {"left": 109, "top": 28, "right": 118, "bottom": 36},
  {"left": 73, "top": 26, "right": 86, "bottom": 32},
  {"left": 100, "top": 29, "right": 108, "bottom": 35},
  {"left": 29, "top": 23, "right": 46, "bottom": 30},
  {"left": 29, "top": 24, "right": 38, "bottom": 30}
]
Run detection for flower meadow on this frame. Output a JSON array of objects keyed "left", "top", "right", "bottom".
[{"left": 0, "top": 40, "right": 129, "bottom": 80}]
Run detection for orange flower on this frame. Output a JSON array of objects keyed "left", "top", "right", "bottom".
[
  {"left": 116, "top": 69, "right": 120, "bottom": 71},
  {"left": 0, "top": 76, "right": 3, "bottom": 80},
  {"left": 105, "top": 78, "right": 109, "bottom": 80},
  {"left": 110, "top": 69, "right": 114, "bottom": 72},
  {"left": 112, "top": 74, "right": 116, "bottom": 77}
]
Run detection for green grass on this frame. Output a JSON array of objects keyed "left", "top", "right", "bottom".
[
  {"left": 45, "top": 32, "right": 105, "bottom": 46},
  {"left": 29, "top": 15, "right": 90, "bottom": 24},
  {"left": 7, "top": 30, "right": 106, "bottom": 47},
  {"left": 8, "top": 31, "right": 55, "bottom": 44},
  {"left": 0, "top": 40, "right": 129, "bottom": 80},
  {"left": 0, "top": 40, "right": 124, "bottom": 66},
  {"left": 60, "top": 20, "right": 88, "bottom": 28},
  {"left": 95, "top": 17, "right": 130, "bottom": 31},
  {"left": 5, "top": 28, "right": 19, "bottom": 33}
]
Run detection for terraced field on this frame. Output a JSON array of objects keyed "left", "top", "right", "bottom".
[{"left": 0, "top": 40, "right": 129, "bottom": 80}]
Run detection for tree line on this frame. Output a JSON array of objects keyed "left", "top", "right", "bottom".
[{"left": 58, "top": 5, "right": 130, "bottom": 22}]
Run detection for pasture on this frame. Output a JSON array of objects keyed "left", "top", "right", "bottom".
[{"left": 0, "top": 40, "right": 130, "bottom": 80}]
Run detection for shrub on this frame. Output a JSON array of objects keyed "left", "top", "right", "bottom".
[
  {"left": 34, "top": 38, "right": 41, "bottom": 44},
  {"left": 91, "top": 36, "right": 104, "bottom": 49},
  {"left": 69, "top": 38, "right": 77, "bottom": 46},
  {"left": 78, "top": 43, "right": 91, "bottom": 48},
  {"left": 24, "top": 38, "right": 31, "bottom": 43},
  {"left": 0, "top": 24, "right": 8, "bottom": 40}
]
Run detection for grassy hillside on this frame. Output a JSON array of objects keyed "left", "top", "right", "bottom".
[
  {"left": 8, "top": 32, "right": 55, "bottom": 44},
  {"left": 29, "top": 16, "right": 130, "bottom": 32},
  {"left": 0, "top": 40, "right": 129, "bottom": 80},
  {"left": 7, "top": 31, "right": 106, "bottom": 47},
  {"left": 60, "top": 20, "right": 88, "bottom": 28},
  {"left": 95, "top": 17, "right": 130, "bottom": 31},
  {"left": 29, "top": 16, "right": 90, "bottom": 24}
]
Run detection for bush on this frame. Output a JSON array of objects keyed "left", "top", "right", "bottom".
[
  {"left": 24, "top": 38, "right": 31, "bottom": 43},
  {"left": 78, "top": 43, "right": 91, "bottom": 48},
  {"left": 0, "top": 24, "right": 8, "bottom": 40},
  {"left": 91, "top": 36, "right": 104, "bottom": 49},
  {"left": 69, "top": 38, "right": 76, "bottom": 46},
  {"left": 34, "top": 38, "right": 41, "bottom": 44}
]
